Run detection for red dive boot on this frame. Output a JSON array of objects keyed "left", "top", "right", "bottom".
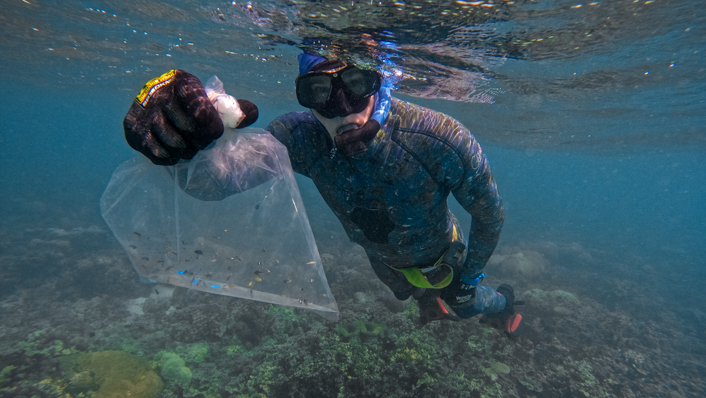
[
  {"left": 480, "top": 284, "right": 524, "bottom": 337},
  {"left": 416, "top": 290, "right": 461, "bottom": 326}
]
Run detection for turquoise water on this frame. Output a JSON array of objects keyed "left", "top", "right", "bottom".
[{"left": 1, "top": 1, "right": 704, "bottom": 397}]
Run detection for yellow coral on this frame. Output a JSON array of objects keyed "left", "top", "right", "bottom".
[{"left": 66, "top": 351, "right": 163, "bottom": 398}]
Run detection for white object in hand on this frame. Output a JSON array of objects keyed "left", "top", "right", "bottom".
[{"left": 204, "top": 75, "right": 245, "bottom": 129}]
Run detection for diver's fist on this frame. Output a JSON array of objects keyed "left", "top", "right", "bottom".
[{"left": 123, "top": 70, "right": 257, "bottom": 166}]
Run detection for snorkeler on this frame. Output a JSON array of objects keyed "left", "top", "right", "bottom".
[{"left": 122, "top": 54, "right": 522, "bottom": 335}]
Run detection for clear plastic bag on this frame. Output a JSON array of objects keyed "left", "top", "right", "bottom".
[{"left": 101, "top": 128, "right": 338, "bottom": 320}]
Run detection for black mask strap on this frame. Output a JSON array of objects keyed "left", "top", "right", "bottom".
[{"left": 333, "top": 119, "right": 381, "bottom": 157}]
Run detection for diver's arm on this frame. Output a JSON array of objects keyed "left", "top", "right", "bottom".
[
  {"left": 265, "top": 113, "right": 318, "bottom": 178},
  {"left": 451, "top": 131, "right": 505, "bottom": 277},
  {"left": 174, "top": 132, "right": 280, "bottom": 201},
  {"left": 180, "top": 111, "right": 319, "bottom": 200}
]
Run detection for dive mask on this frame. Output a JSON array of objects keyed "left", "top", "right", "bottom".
[{"left": 296, "top": 65, "right": 381, "bottom": 119}]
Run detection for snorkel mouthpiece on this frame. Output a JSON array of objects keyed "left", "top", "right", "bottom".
[
  {"left": 337, "top": 123, "right": 360, "bottom": 135},
  {"left": 334, "top": 119, "right": 380, "bottom": 157}
]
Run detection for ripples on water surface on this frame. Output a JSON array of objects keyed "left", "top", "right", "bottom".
[{"left": 2, "top": 0, "right": 704, "bottom": 151}]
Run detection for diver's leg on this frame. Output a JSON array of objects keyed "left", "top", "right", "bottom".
[
  {"left": 367, "top": 257, "right": 416, "bottom": 300},
  {"left": 441, "top": 280, "right": 523, "bottom": 335}
]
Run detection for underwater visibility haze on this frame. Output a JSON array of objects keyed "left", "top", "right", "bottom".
[{"left": 1, "top": 0, "right": 705, "bottom": 397}]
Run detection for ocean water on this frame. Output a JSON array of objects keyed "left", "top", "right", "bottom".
[{"left": 1, "top": 1, "right": 704, "bottom": 397}]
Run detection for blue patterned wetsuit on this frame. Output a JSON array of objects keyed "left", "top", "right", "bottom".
[{"left": 266, "top": 97, "right": 505, "bottom": 306}]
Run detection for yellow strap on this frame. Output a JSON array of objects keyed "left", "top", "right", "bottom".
[
  {"left": 135, "top": 70, "right": 177, "bottom": 107},
  {"left": 398, "top": 264, "right": 454, "bottom": 289},
  {"left": 394, "top": 223, "right": 462, "bottom": 289}
]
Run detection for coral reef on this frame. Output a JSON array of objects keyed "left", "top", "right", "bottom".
[
  {"left": 482, "top": 360, "right": 510, "bottom": 381},
  {"left": 488, "top": 248, "right": 548, "bottom": 280},
  {"left": 1, "top": 220, "right": 704, "bottom": 398},
  {"left": 155, "top": 351, "right": 193, "bottom": 387},
  {"left": 335, "top": 320, "right": 388, "bottom": 342},
  {"left": 64, "top": 350, "right": 163, "bottom": 398}
]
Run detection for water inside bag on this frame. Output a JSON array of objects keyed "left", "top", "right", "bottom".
[{"left": 100, "top": 128, "right": 338, "bottom": 320}]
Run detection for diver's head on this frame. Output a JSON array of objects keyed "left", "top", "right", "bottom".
[{"left": 296, "top": 54, "right": 381, "bottom": 137}]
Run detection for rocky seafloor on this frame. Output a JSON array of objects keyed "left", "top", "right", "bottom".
[{"left": 1, "top": 204, "right": 704, "bottom": 398}]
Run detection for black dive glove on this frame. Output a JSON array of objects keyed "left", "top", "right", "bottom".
[
  {"left": 440, "top": 270, "right": 485, "bottom": 307},
  {"left": 123, "top": 70, "right": 258, "bottom": 166}
]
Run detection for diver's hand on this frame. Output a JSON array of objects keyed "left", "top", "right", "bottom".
[
  {"left": 123, "top": 70, "right": 258, "bottom": 166},
  {"left": 440, "top": 271, "right": 484, "bottom": 306},
  {"left": 122, "top": 70, "right": 223, "bottom": 165}
]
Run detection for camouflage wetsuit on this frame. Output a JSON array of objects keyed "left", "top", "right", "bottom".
[{"left": 266, "top": 97, "right": 504, "bottom": 298}]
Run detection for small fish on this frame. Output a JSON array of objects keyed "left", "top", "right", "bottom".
[
  {"left": 129, "top": 245, "right": 137, "bottom": 249},
  {"left": 254, "top": 271, "right": 263, "bottom": 275},
  {"left": 224, "top": 284, "right": 234, "bottom": 288},
  {"left": 226, "top": 273, "right": 232, "bottom": 281},
  {"left": 194, "top": 250, "right": 203, "bottom": 255},
  {"left": 155, "top": 289, "right": 159, "bottom": 294},
  {"left": 193, "top": 280, "right": 200, "bottom": 285},
  {"left": 254, "top": 276, "right": 262, "bottom": 282},
  {"left": 235, "top": 256, "right": 242, "bottom": 261},
  {"left": 248, "top": 281, "right": 253, "bottom": 286},
  {"left": 210, "top": 284, "right": 219, "bottom": 288},
  {"left": 307, "top": 261, "right": 316, "bottom": 265},
  {"left": 283, "top": 279, "right": 291, "bottom": 283},
  {"left": 134, "top": 232, "right": 142, "bottom": 238}
]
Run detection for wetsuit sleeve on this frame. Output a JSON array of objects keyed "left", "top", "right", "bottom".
[
  {"left": 451, "top": 132, "right": 505, "bottom": 275},
  {"left": 175, "top": 137, "right": 278, "bottom": 201},
  {"left": 265, "top": 113, "right": 314, "bottom": 178},
  {"left": 178, "top": 112, "right": 316, "bottom": 201}
]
